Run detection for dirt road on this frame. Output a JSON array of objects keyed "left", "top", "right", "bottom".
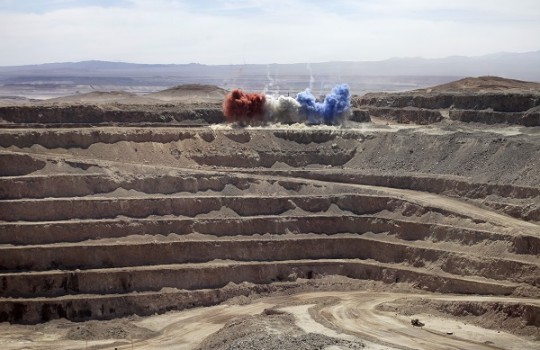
[
  {"left": 297, "top": 292, "right": 540, "bottom": 350},
  {"left": 1, "top": 291, "right": 537, "bottom": 350}
]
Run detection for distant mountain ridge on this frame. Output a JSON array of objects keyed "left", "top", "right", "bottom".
[
  {"left": 1, "top": 50, "right": 539, "bottom": 80},
  {"left": 0, "top": 51, "right": 539, "bottom": 98}
]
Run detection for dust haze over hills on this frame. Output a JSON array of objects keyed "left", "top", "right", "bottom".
[{"left": 0, "top": 50, "right": 539, "bottom": 99}]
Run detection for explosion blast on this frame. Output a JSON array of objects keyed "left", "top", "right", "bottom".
[
  {"left": 222, "top": 89, "right": 266, "bottom": 123},
  {"left": 296, "top": 84, "right": 351, "bottom": 125},
  {"left": 222, "top": 84, "right": 351, "bottom": 125},
  {"left": 265, "top": 96, "right": 302, "bottom": 124}
]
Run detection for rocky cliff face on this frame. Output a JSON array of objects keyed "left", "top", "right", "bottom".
[
  {"left": 353, "top": 91, "right": 540, "bottom": 126},
  {"left": 352, "top": 77, "right": 540, "bottom": 126},
  {"left": 0, "top": 103, "right": 224, "bottom": 125}
]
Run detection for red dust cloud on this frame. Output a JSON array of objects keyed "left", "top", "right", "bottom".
[{"left": 223, "top": 89, "right": 266, "bottom": 123}]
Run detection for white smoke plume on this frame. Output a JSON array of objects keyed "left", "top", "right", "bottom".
[
  {"left": 264, "top": 96, "right": 301, "bottom": 123},
  {"left": 306, "top": 62, "right": 315, "bottom": 91},
  {"left": 263, "top": 64, "right": 275, "bottom": 94}
]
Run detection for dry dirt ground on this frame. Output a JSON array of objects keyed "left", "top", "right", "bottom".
[
  {"left": 0, "top": 78, "right": 539, "bottom": 349},
  {"left": 1, "top": 286, "right": 539, "bottom": 350}
]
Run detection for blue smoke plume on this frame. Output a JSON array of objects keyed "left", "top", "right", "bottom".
[{"left": 296, "top": 84, "right": 351, "bottom": 125}]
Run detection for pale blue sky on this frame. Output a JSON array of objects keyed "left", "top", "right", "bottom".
[{"left": 0, "top": 0, "right": 539, "bottom": 65}]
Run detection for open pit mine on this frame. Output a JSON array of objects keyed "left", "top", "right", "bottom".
[{"left": 0, "top": 78, "right": 539, "bottom": 350}]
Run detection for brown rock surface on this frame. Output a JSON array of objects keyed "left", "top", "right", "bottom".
[
  {"left": 0, "top": 80, "right": 538, "bottom": 349},
  {"left": 354, "top": 76, "right": 540, "bottom": 126}
]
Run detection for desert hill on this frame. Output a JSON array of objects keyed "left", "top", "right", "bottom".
[
  {"left": 147, "top": 84, "right": 228, "bottom": 102},
  {"left": 355, "top": 76, "right": 540, "bottom": 126},
  {"left": 420, "top": 76, "right": 540, "bottom": 93},
  {"left": 46, "top": 91, "right": 138, "bottom": 104}
]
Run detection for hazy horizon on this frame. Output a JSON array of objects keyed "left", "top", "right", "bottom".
[
  {"left": 1, "top": 49, "right": 539, "bottom": 68},
  {"left": 1, "top": 0, "right": 539, "bottom": 66}
]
